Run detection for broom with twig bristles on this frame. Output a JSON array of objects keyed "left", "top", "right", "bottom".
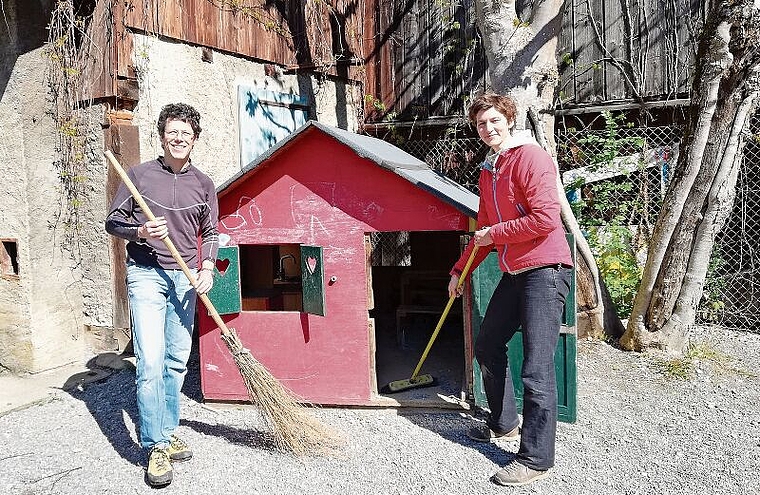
[{"left": 105, "top": 150, "right": 343, "bottom": 456}]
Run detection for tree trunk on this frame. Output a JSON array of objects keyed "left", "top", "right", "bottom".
[
  {"left": 476, "top": 0, "right": 622, "bottom": 338},
  {"left": 622, "top": 2, "right": 760, "bottom": 352}
]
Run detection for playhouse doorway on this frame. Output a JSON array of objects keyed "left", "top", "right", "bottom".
[{"left": 369, "top": 231, "right": 467, "bottom": 407}]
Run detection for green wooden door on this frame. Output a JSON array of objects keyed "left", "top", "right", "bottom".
[{"left": 470, "top": 234, "right": 577, "bottom": 423}]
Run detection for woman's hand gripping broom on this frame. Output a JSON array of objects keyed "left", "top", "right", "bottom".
[{"left": 105, "top": 150, "right": 342, "bottom": 456}]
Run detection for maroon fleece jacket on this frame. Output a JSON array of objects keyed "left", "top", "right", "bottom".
[{"left": 105, "top": 157, "right": 219, "bottom": 270}]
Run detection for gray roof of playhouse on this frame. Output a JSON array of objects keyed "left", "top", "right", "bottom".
[{"left": 217, "top": 120, "right": 479, "bottom": 218}]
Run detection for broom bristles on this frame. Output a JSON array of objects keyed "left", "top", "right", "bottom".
[{"left": 220, "top": 328, "right": 344, "bottom": 456}]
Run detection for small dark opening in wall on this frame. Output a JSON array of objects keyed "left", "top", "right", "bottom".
[{"left": 1, "top": 240, "right": 19, "bottom": 276}]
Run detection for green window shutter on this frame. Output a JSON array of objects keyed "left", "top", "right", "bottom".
[
  {"left": 300, "top": 245, "right": 325, "bottom": 316},
  {"left": 206, "top": 246, "right": 241, "bottom": 316},
  {"left": 563, "top": 233, "right": 577, "bottom": 327},
  {"left": 470, "top": 250, "right": 501, "bottom": 408}
]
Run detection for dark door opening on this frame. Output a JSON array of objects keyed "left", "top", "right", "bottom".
[{"left": 369, "top": 231, "right": 466, "bottom": 406}]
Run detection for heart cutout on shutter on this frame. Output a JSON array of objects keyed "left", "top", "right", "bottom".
[
  {"left": 215, "top": 258, "right": 230, "bottom": 276},
  {"left": 306, "top": 256, "right": 318, "bottom": 274}
]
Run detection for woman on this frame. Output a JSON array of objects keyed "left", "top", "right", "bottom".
[{"left": 448, "top": 93, "right": 573, "bottom": 487}]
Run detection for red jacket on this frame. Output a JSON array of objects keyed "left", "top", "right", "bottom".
[{"left": 452, "top": 140, "right": 573, "bottom": 276}]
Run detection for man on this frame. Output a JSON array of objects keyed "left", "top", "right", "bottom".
[
  {"left": 105, "top": 102, "right": 219, "bottom": 487},
  {"left": 448, "top": 93, "right": 572, "bottom": 486}
]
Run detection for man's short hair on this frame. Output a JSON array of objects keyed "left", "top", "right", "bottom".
[
  {"left": 467, "top": 93, "right": 517, "bottom": 125},
  {"left": 157, "top": 103, "right": 202, "bottom": 138}
]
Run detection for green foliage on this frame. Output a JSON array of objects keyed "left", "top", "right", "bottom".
[
  {"left": 567, "top": 111, "right": 656, "bottom": 318},
  {"left": 699, "top": 256, "right": 727, "bottom": 324},
  {"left": 45, "top": 1, "right": 92, "bottom": 250},
  {"left": 586, "top": 225, "right": 642, "bottom": 316},
  {"left": 653, "top": 341, "right": 755, "bottom": 380}
]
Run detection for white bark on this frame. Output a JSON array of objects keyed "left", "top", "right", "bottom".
[
  {"left": 661, "top": 92, "right": 759, "bottom": 343},
  {"left": 624, "top": 21, "right": 733, "bottom": 345},
  {"left": 529, "top": 107, "right": 606, "bottom": 333},
  {"left": 475, "top": 0, "right": 611, "bottom": 336},
  {"left": 475, "top": 0, "right": 563, "bottom": 126}
]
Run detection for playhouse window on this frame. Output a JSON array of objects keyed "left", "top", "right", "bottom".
[
  {"left": 369, "top": 232, "right": 411, "bottom": 267},
  {"left": 237, "top": 244, "right": 304, "bottom": 311},
  {"left": 1, "top": 239, "right": 19, "bottom": 278}
]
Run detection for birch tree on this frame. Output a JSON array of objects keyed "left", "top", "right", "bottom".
[
  {"left": 621, "top": 0, "right": 760, "bottom": 352},
  {"left": 474, "top": 0, "right": 624, "bottom": 338}
]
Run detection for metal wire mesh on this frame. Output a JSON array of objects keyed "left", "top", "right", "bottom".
[
  {"left": 369, "top": 231, "right": 411, "bottom": 266},
  {"left": 396, "top": 112, "right": 760, "bottom": 332},
  {"left": 705, "top": 111, "right": 760, "bottom": 331},
  {"left": 398, "top": 136, "right": 487, "bottom": 193}
]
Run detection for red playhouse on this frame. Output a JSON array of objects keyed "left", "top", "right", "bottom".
[
  {"left": 198, "top": 121, "right": 577, "bottom": 418},
  {"left": 199, "top": 121, "right": 479, "bottom": 407}
]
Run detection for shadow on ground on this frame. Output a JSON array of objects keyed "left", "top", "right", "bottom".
[
  {"left": 179, "top": 419, "right": 278, "bottom": 451},
  {"left": 62, "top": 356, "right": 143, "bottom": 466},
  {"left": 396, "top": 408, "right": 517, "bottom": 468},
  {"left": 61, "top": 333, "right": 207, "bottom": 466}
]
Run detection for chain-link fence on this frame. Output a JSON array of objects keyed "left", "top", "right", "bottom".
[
  {"left": 706, "top": 111, "right": 760, "bottom": 331},
  {"left": 396, "top": 111, "right": 760, "bottom": 332},
  {"left": 398, "top": 136, "right": 487, "bottom": 193}
]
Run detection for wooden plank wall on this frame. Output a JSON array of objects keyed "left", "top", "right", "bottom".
[
  {"left": 365, "top": 0, "right": 486, "bottom": 122},
  {"left": 121, "top": 1, "right": 368, "bottom": 72},
  {"left": 369, "top": 0, "right": 704, "bottom": 114},
  {"left": 558, "top": 0, "right": 704, "bottom": 106},
  {"left": 82, "top": 0, "right": 374, "bottom": 102},
  {"left": 79, "top": 0, "right": 135, "bottom": 102}
]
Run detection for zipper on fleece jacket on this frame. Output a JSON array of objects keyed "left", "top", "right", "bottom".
[{"left": 490, "top": 166, "right": 511, "bottom": 272}]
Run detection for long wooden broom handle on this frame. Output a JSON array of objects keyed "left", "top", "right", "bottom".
[
  {"left": 105, "top": 150, "right": 232, "bottom": 337},
  {"left": 410, "top": 243, "right": 480, "bottom": 380}
]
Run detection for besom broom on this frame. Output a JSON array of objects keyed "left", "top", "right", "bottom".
[{"left": 105, "top": 150, "right": 342, "bottom": 456}]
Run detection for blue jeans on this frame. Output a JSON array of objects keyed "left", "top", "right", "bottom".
[
  {"left": 127, "top": 262, "right": 196, "bottom": 450},
  {"left": 474, "top": 265, "right": 572, "bottom": 471}
]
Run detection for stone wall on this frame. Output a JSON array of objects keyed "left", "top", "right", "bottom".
[
  {"left": 0, "top": 13, "right": 363, "bottom": 373},
  {"left": 0, "top": 0, "right": 89, "bottom": 373},
  {"left": 128, "top": 33, "right": 362, "bottom": 183}
]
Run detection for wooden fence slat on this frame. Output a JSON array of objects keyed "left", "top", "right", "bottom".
[{"left": 603, "top": 0, "right": 627, "bottom": 100}]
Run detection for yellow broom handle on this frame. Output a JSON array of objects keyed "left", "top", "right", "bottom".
[
  {"left": 410, "top": 244, "right": 480, "bottom": 380},
  {"left": 104, "top": 150, "right": 231, "bottom": 337}
]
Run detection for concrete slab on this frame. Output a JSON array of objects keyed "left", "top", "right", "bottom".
[{"left": 0, "top": 352, "right": 136, "bottom": 417}]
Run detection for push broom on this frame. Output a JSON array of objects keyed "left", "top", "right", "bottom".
[
  {"left": 381, "top": 244, "right": 480, "bottom": 393},
  {"left": 105, "top": 150, "right": 341, "bottom": 456}
]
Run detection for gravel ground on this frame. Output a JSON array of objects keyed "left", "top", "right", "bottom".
[{"left": 1, "top": 324, "right": 758, "bottom": 495}]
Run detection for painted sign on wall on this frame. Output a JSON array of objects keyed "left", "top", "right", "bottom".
[{"left": 238, "top": 85, "right": 309, "bottom": 167}]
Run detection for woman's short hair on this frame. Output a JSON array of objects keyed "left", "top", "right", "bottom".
[{"left": 467, "top": 93, "right": 516, "bottom": 125}]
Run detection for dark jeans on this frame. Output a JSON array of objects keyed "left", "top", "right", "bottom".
[{"left": 474, "top": 265, "right": 572, "bottom": 471}]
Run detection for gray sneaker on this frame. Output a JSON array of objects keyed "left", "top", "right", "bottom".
[
  {"left": 146, "top": 446, "right": 173, "bottom": 487},
  {"left": 491, "top": 460, "right": 550, "bottom": 486},
  {"left": 467, "top": 424, "right": 520, "bottom": 443},
  {"left": 167, "top": 434, "right": 193, "bottom": 462}
]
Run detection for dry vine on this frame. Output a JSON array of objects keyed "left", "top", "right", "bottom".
[{"left": 45, "top": 1, "right": 97, "bottom": 254}]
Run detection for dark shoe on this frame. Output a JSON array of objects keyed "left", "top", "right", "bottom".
[
  {"left": 491, "top": 461, "right": 550, "bottom": 486},
  {"left": 467, "top": 424, "right": 520, "bottom": 443},
  {"left": 146, "top": 446, "right": 173, "bottom": 487},
  {"left": 167, "top": 434, "right": 193, "bottom": 462}
]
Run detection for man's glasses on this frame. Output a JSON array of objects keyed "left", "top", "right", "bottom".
[{"left": 165, "top": 130, "right": 195, "bottom": 140}]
